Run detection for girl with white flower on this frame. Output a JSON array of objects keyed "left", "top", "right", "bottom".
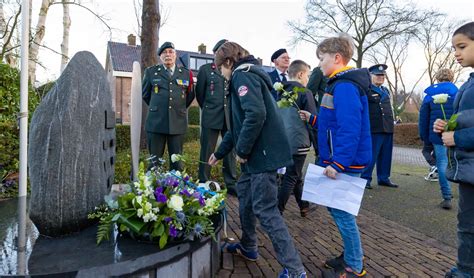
[{"left": 419, "top": 68, "right": 458, "bottom": 210}]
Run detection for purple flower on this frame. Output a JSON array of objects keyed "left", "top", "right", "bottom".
[
  {"left": 183, "top": 175, "right": 190, "bottom": 182},
  {"left": 169, "top": 225, "right": 178, "bottom": 238},
  {"left": 193, "top": 192, "right": 206, "bottom": 207},
  {"left": 164, "top": 176, "right": 180, "bottom": 187},
  {"left": 180, "top": 189, "right": 191, "bottom": 197},
  {"left": 154, "top": 186, "right": 167, "bottom": 203},
  {"left": 164, "top": 217, "right": 172, "bottom": 223}
]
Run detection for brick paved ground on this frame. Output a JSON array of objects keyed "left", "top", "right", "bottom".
[
  {"left": 392, "top": 146, "right": 428, "bottom": 168},
  {"left": 218, "top": 195, "right": 456, "bottom": 278}
]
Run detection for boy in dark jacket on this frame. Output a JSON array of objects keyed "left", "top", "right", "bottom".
[
  {"left": 277, "top": 60, "right": 317, "bottom": 217},
  {"left": 209, "top": 42, "right": 306, "bottom": 278},
  {"left": 419, "top": 68, "right": 458, "bottom": 209},
  {"left": 435, "top": 21, "right": 474, "bottom": 278},
  {"left": 299, "top": 34, "right": 372, "bottom": 278}
]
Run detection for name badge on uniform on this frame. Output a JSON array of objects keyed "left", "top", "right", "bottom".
[{"left": 154, "top": 85, "right": 159, "bottom": 94}]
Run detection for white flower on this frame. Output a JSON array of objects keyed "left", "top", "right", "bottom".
[
  {"left": 135, "top": 195, "right": 143, "bottom": 205},
  {"left": 171, "top": 154, "right": 180, "bottom": 163},
  {"left": 143, "top": 212, "right": 152, "bottom": 222},
  {"left": 152, "top": 207, "right": 160, "bottom": 213},
  {"left": 433, "top": 93, "right": 449, "bottom": 104},
  {"left": 137, "top": 208, "right": 143, "bottom": 217},
  {"left": 167, "top": 195, "right": 184, "bottom": 211},
  {"left": 145, "top": 202, "right": 152, "bottom": 211},
  {"left": 273, "top": 82, "right": 284, "bottom": 91}
]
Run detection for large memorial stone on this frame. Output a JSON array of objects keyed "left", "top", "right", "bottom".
[{"left": 28, "top": 51, "right": 115, "bottom": 237}]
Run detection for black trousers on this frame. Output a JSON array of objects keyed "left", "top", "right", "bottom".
[
  {"left": 198, "top": 127, "right": 237, "bottom": 188},
  {"left": 146, "top": 132, "right": 184, "bottom": 171},
  {"left": 278, "top": 154, "right": 309, "bottom": 212},
  {"left": 457, "top": 182, "right": 474, "bottom": 274}
]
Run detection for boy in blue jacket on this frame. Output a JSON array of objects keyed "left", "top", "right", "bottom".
[
  {"left": 300, "top": 34, "right": 372, "bottom": 277},
  {"left": 435, "top": 21, "right": 474, "bottom": 278}
]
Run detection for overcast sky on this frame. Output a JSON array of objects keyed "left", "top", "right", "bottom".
[{"left": 32, "top": 0, "right": 474, "bottom": 87}]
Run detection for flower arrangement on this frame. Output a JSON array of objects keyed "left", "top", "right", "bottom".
[
  {"left": 88, "top": 158, "right": 226, "bottom": 249},
  {"left": 273, "top": 82, "right": 306, "bottom": 110}
]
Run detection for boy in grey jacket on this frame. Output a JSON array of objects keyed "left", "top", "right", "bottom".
[{"left": 434, "top": 21, "right": 474, "bottom": 278}]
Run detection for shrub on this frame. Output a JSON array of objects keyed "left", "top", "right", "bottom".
[
  {"left": 188, "top": 106, "right": 200, "bottom": 125},
  {"left": 116, "top": 124, "right": 131, "bottom": 152},
  {"left": 394, "top": 123, "right": 422, "bottom": 146},
  {"left": 0, "top": 62, "right": 40, "bottom": 185},
  {"left": 399, "top": 112, "right": 419, "bottom": 123}
]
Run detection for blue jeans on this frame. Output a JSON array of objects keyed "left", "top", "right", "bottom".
[
  {"left": 327, "top": 172, "right": 364, "bottom": 273},
  {"left": 236, "top": 171, "right": 304, "bottom": 275},
  {"left": 433, "top": 144, "right": 452, "bottom": 200}
]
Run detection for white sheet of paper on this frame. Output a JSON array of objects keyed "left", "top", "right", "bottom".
[{"left": 302, "top": 164, "right": 366, "bottom": 216}]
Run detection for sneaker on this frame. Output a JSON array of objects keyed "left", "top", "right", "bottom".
[
  {"left": 324, "top": 253, "right": 345, "bottom": 269},
  {"left": 336, "top": 267, "right": 367, "bottom": 277},
  {"left": 440, "top": 199, "right": 452, "bottom": 210},
  {"left": 226, "top": 243, "right": 258, "bottom": 261},
  {"left": 278, "top": 268, "right": 307, "bottom": 278},
  {"left": 300, "top": 205, "right": 316, "bottom": 217}
]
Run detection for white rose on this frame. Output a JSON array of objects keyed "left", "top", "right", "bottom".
[
  {"left": 433, "top": 93, "right": 449, "bottom": 104},
  {"left": 168, "top": 195, "right": 184, "bottom": 211},
  {"left": 273, "top": 82, "right": 284, "bottom": 91},
  {"left": 171, "top": 154, "right": 180, "bottom": 163}
]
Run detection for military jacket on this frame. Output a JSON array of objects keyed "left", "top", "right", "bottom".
[
  {"left": 142, "top": 64, "right": 195, "bottom": 135},
  {"left": 196, "top": 63, "right": 230, "bottom": 130},
  {"left": 367, "top": 85, "right": 394, "bottom": 134}
]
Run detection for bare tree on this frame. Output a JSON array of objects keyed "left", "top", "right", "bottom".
[
  {"left": 415, "top": 17, "right": 466, "bottom": 84},
  {"left": 59, "top": 0, "right": 71, "bottom": 73},
  {"left": 27, "top": 0, "right": 112, "bottom": 83},
  {"left": 28, "top": 0, "right": 53, "bottom": 84},
  {"left": 0, "top": 0, "right": 21, "bottom": 66},
  {"left": 289, "top": 0, "right": 439, "bottom": 68},
  {"left": 140, "top": 0, "right": 161, "bottom": 148},
  {"left": 367, "top": 35, "right": 426, "bottom": 115},
  {"left": 133, "top": 0, "right": 168, "bottom": 39}
]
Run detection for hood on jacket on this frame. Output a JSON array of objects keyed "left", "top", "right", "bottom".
[
  {"left": 233, "top": 56, "right": 273, "bottom": 91},
  {"left": 424, "top": 81, "right": 458, "bottom": 97},
  {"left": 327, "top": 68, "right": 372, "bottom": 94}
]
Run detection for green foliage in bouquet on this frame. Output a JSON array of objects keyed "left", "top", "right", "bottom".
[
  {"left": 89, "top": 160, "right": 226, "bottom": 249},
  {"left": 273, "top": 82, "right": 306, "bottom": 110}
]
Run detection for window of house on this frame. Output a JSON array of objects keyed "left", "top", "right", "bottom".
[
  {"left": 196, "top": 58, "right": 207, "bottom": 70},
  {"left": 190, "top": 57, "right": 197, "bottom": 70}
]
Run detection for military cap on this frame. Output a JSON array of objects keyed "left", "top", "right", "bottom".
[
  {"left": 369, "top": 64, "right": 388, "bottom": 75},
  {"left": 271, "top": 48, "right": 287, "bottom": 62},
  {"left": 158, "top": 41, "right": 175, "bottom": 56},
  {"left": 212, "top": 39, "right": 228, "bottom": 53}
]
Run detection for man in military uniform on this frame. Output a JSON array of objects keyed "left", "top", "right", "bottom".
[
  {"left": 362, "top": 64, "right": 398, "bottom": 189},
  {"left": 142, "top": 41, "right": 195, "bottom": 171},
  {"left": 196, "top": 39, "right": 237, "bottom": 194},
  {"left": 268, "top": 48, "right": 290, "bottom": 100}
]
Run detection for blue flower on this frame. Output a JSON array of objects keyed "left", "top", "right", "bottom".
[
  {"left": 176, "top": 211, "right": 186, "bottom": 223},
  {"left": 193, "top": 223, "right": 204, "bottom": 238}
]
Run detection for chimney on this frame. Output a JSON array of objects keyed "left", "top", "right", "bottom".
[
  {"left": 257, "top": 57, "right": 263, "bottom": 66},
  {"left": 127, "top": 34, "right": 136, "bottom": 46},
  {"left": 198, "top": 43, "right": 206, "bottom": 54}
]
